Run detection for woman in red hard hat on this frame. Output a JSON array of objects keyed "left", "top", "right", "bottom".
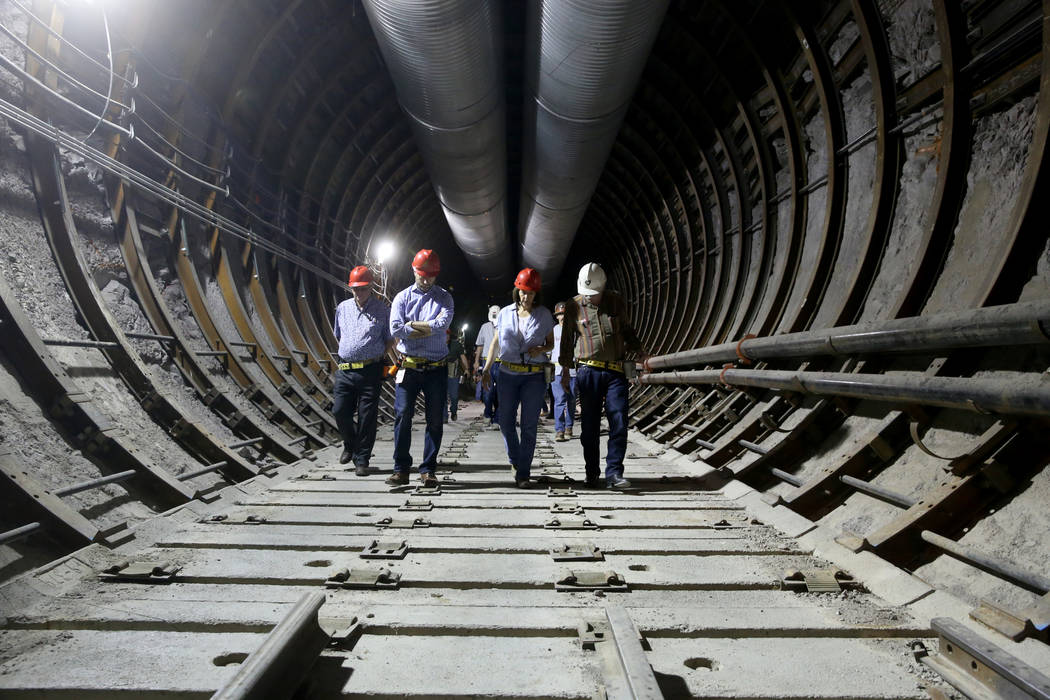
[
  {"left": 387, "top": 249, "right": 454, "bottom": 487},
  {"left": 332, "top": 265, "right": 394, "bottom": 476},
  {"left": 480, "top": 268, "right": 555, "bottom": 488}
]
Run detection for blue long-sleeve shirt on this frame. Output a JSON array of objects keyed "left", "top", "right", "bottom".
[
  {"left": 333, "top": 294, "right": 391, "bottom": 362},
  {"left": 390, "top": 283, "right": 454, "bottom": 360}
]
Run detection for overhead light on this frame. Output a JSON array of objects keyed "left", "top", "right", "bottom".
[
  {"left": 375, "top": 240, "right": 396, "bottom": 264},
  {"left": 461, "top": 323, "right": 468, "bottom": 332}
]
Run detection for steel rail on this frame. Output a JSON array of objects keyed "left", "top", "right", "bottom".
[
  {"left": 209, "top": 591, "right": 332, "bottom": 700},
  {"left": 642, "top": 367, "right": 1050, "bottom": 417},
  {"left": 646, "top": 300, "right": 1050, "bottom": 370}
]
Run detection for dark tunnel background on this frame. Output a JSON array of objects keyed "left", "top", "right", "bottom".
[{"left": 0, "top": 0, "right": 1049, "bottom": 635}]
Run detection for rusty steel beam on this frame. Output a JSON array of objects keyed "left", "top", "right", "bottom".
[{"left": 0, "top": 272, "right": 194, "bottom": 506}]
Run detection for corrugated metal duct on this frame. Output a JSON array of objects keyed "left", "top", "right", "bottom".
[
  {"left": 362, "top": 0, "right": 512, "bottom": 288},
  {"left": 519, "top": 0, "right": 670, "bottom": 284}
]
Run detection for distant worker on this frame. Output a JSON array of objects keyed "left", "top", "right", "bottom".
[
  {"left": 550, "top": 301, "right": 576, "bottom": 441},
  {"left": 388, "top": 249, "right": 454, "bottom": 487},
  {"left": 445, "top": 328, "right": 470, "bottom": 422},
  {"left": 474, "top": 304, "right": 501, "bottom": 429},
  {"left": 481, "top": 268, "right": 555, "bottom": 488},
  {"left": 332, "top": 265, "right": 394, "bottom": 476},
  {"left": 559, "top": 263, "right": 647, "bottom": 489}
]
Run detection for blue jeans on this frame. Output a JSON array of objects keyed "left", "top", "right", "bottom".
[
  {"left": 484, "top": 362, "right": 500, "bottom": 424},
  {"left": 446, "top": 375, "right": 460, "bottom": 419},
  {"left": 497, "top": 369, "right": 546, "bottom": 481},
  {"left": 332, "top": 363, "right": 381, "bottom": 466},
  {"left": 576, "top": 365, "right": 629, "bottom": 483},
  {"left": 551, "top": 376, "right": 576, "bottom": 432},
  {"left": 393, "top": 366, "right": 446, "bottom": 474}
]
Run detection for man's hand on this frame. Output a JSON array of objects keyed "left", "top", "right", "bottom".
[
  {"left": 560, "top": 368, "right": 570, "bottom": 391},
  {"left": 526, "top": 345, "right": 548, "bottom": 358},
  {"left": 407, "top": 328, "right": 428, "bottom": 339},
  {"left": 481, "top": 369, "right": 492, "bottom": 391}
]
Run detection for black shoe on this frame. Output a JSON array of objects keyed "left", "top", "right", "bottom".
[
  {"left": 385, "top": 472, "right": 409, "bottom": 486},
  {"left": 451, "top": 413, "right": 457, "bottom": 421},
  {"left": 339, "top": 449, "right": 352, "bottom": 465},
  {"left": 354, "top": 464, "right": 369, "bottom": 477},
  {"left": 515, "top": 479, "right": 532, "bottom": 489},
  {"left": 583, "top": 477, "right": 603, "bottom": 489}
]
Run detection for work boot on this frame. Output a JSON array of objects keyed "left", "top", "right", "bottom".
[
  {"left": 515, "top": 479, "right": 532, "bottom": 489},
  {"left": 566, "top": 427, "right": 573, "bottom": 438},
  {"left": 583, "top": 476, "right": 603, "bottom": 489},
  {"left": 420, "top": 472, "right": 438, "bottom": 488},
  {"left": 451, "top": 413, "right": 457, "bottom": 421},
  {"left": 354, "top": 464, "right": 369, "bottom": 477},
  {"left": 385, "top": 471, "right": 409, "bottom": 486},
  {"left": 608, "top": 476, "right": 631, "bottom": 490},
  {"left": 555, "top": 431, "right": 565, "bottom": 442},
  {"left": 339, "top": 448, "right": 352, "bottom": 465}
]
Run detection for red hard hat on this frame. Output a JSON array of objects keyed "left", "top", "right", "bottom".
[
  {"left": 348, "top": 265, "right": 373, "bottom": 288},
  {"left": 554, "top": 301, "right": 566, "bottom": 314},
  {"left": 514, "top": 267, "right": 542, "bottom": 292},
  {"left": 412, "top": 249, "right": 440, "bottom": 276}
]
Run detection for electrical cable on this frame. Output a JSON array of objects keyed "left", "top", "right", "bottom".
[{"left": 81, "top": 3, "right": 112, "bottom": 143}]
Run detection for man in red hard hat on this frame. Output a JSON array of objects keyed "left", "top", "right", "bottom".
[
  {"left": 332, "top": 265, "right": 394, "bottom": 476},
  {"left": 387, "top": 249, "right": 454, "bottom": 487}
]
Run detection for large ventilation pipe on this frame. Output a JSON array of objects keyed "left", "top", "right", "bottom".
[
  {"left": 518, "top": 0, "right": 670, "bottom": 285},
  {"left": 362, "top": 0, "right": 512, "bottom": 288}
]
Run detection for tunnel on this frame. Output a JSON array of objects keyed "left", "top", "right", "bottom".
[{"left": 1, "top": 0, "right": 1049, "bottom": 696}]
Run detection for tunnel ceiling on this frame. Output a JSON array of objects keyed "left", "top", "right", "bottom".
[{"left": 65, "top": 0, "right": 1042, "bottom": 338}]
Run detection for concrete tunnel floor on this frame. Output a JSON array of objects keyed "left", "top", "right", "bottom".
[{"left": 2, "top": 397, "right": 1032, "bottom": 698}]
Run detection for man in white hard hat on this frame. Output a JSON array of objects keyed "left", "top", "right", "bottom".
[
  {"left": 558, "top": 263, "right": 647, "bottom": 489},
  {"left": 474, "top": 305, "right": 501, "bottom": 428}
]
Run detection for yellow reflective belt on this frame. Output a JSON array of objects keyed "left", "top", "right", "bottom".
[
  {"left": 578, "top": 359, "right": 623, "bottom": 373},
  {"left": 501, "top": 361, "right": 544, "bottom": 373},
  {"left": 337, "top": 357, "right": 381, "bottom": 371}
]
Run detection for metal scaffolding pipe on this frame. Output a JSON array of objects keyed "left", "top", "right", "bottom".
[
  {"left": 921, "top": 530, "right": 1050, "bottom": 596},
  {"left": 178, "top": 461, "right": 228, "bottom": 481},
  {"left": 769, "top": 468, "right": 803, "bottom": 487},
  {"left": 41, "top": 337, "right": 119, "bottom": 349},
  {"left": 640, "top": 367, "right": 1050, "bottom": 417},
  {"left": 125, "top": 332, "right": 175, "bottom": 342},
  {"left": 839, "top": 475, "right": 916, "bottom": 509},
  {"left": 0, "top": 522, "right": 41, "bottom": 546},
  {"left": 647, "top": 301, "right": 1050, "bottom": 370},
  {"left": 228, "top": 437, "right": 265, "bottom": 449},
  {"left": 53, "top": 470, "right": 137, "bottom": 497}
]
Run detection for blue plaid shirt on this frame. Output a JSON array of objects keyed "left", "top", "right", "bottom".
[
  {"left": 333, "top": 294, "right": 391, "bottom": 362},
  {"left": 390, "top": 283, "right": 454, "bottom": 361}
]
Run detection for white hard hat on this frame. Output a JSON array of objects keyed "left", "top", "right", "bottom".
[
  {"left": 577, "top": 263, "right": 607, "bottom": 296},
  {"left": 487, "top": 305, "right": 499, "bottom": 322}
]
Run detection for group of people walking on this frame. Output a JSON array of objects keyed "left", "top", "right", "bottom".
[{"left": 331, "top": 248, "right": 646, "bottom": 491}]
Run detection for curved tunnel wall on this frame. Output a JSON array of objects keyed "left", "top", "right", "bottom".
[{"left": 0, "top": 0, "right": 1048, "bottom": 632}]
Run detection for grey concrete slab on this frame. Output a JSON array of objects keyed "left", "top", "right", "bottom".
[
  {"left": 644, "top": 636, "right": 926, "bottom": 698},
  {"left": 209, "top": 504, "right": 747, "bottom": 528},
  {"left": 105, "top": 547, "right": 805, "bottom": 588}
]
